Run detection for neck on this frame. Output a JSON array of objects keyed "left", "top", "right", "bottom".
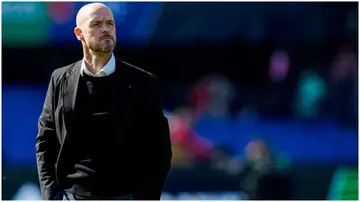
[{"left": 83, "top": 48, "right": 112, "bottom": 75}]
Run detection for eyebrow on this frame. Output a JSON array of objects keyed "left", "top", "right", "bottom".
[
  {"left": 89, "top": 19, "right": 100, "bottom": 25},
  {"left": 89, "top": 19, "right": 115, "bottom": 25}
]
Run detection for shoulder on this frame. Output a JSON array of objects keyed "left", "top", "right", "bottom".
[
  {"left": 51, "top": 60, "right": 82, "bottom": 84},
  {"left": 118, "top": 59, "right": 158, "bottom": 84},
  {"left": 118, "top": 59, "right": 163, "bottom": 100}
]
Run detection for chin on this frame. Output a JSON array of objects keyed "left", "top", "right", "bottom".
[{"left": 102, "top": 48, "right": 114, "bottom": 53}]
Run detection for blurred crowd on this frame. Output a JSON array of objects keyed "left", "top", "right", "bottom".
[
  {"left": 163, "top": 44, "right": 357, "bottom": 199},
  {"left": 165, "top": 44, "right": 357, "bottom": 197}
]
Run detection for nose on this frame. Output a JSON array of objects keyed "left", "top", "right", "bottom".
[{"left": 102, "top": 24, "right": 111, "bottom": 33}]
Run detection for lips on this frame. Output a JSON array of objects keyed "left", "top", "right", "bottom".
[{"left": 101, "top": 37, "right": 112, "bottom": 40}]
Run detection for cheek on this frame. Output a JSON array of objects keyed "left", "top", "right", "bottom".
[{"left": 87, "top": 30, "right": 99, "bottom": 37}]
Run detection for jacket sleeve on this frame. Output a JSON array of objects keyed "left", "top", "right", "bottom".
[
  {"left": 36, "top": 72, "right": 62, "bottom": 200},
  {"left": 135, "top": 74, "right": 172, "bottom": 200}
]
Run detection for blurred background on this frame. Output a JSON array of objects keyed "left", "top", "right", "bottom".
[{"left": 2, "top": 1, "right": 358, "bottom": 200}]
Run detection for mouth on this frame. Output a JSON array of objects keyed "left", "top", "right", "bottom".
[
  {"left": 100, "top": 36, "right": 113, "bottom": 41},
  {"left": 101, "top": 37, "right": 112, "bottom": 40}
]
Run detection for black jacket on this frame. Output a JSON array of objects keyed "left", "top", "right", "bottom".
[{"left": 35, "top": 59, "right": 172, "bottom": 200}]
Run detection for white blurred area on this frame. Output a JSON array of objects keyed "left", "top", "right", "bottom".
[
  {"left": 160, "top": 191, "right": 247, "bottom": 200},
  {"left": 12, "top": 182, "right": 42, "bottom": 200}
]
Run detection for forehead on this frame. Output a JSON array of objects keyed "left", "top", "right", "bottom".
[
  {"left": 88, "top": 15, "right": 114, "bottom": 22},
  {"left": 85, "top": 8, "right": 114, "bottom": 22}
]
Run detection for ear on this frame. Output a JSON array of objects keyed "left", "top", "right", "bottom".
[{"left": 74, "top": 27, "right": 83, "bottom": 41}]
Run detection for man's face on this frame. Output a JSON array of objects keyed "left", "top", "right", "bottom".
[
  {"left": 81, "top": 7, "right": 116, "bottom": 53},
  {"left": 245, "top": 140, "right": 269, "bottom": 161}
]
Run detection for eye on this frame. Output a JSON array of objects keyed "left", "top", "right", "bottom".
[{"left": 91, "top": 22, "right": 100, "bottom": 27}]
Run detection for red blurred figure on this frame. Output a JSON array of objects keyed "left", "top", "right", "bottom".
[
  {"left": 190, "top": 74, "right": 235, "bottom": 118},
  {"left": 169, "top": 108, "right": 214, "bottom": 166},
  {"left": 189, "top": 76, "right": 212, "bottom": 118}
]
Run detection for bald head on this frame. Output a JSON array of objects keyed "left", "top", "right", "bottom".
[
  {"left": 74, "top": 2, "right": 116, "bottom": 54},
  {"left": 76, "top": 3, "right": 114, "bottom": 27}
]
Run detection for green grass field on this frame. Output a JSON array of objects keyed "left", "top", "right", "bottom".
[{"left": 328, "top": 166, "right": 358, "bottom": 200}]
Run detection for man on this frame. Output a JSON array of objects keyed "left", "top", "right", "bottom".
[
  {"left": 36, "top": 3, "right": 172, "bottom": 200},
  {"left": 239, "top": 139, "right": 291, "bottom": 200}
]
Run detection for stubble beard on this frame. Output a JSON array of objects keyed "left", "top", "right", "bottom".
[{"left": 87, "top": 38, "right": 116, "bottom": 54}]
